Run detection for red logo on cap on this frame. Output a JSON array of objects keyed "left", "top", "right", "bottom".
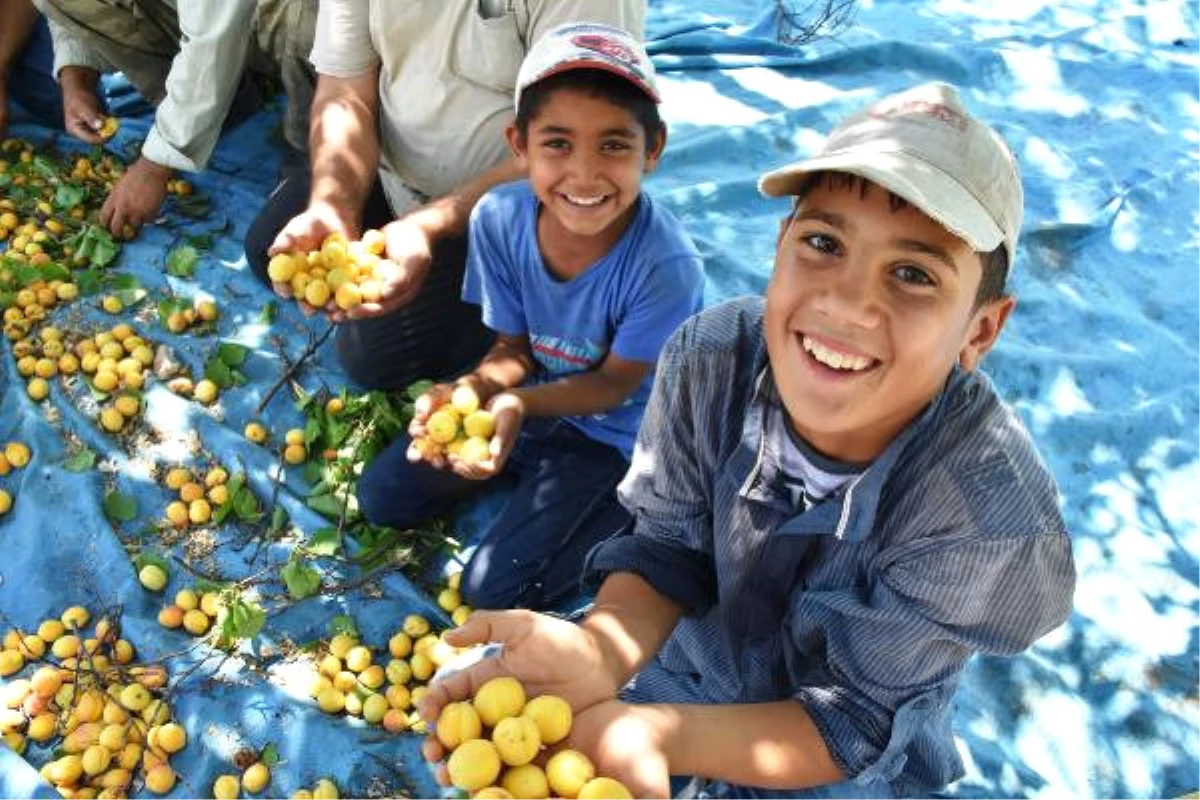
[{"left": 571, "top": 34, "right": 640, "bottom": 67}]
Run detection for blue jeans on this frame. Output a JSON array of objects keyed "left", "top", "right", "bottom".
[
  {"left": 7, "top": 14, "right": 63, "bottom": 128},
  {"left": 357, "top": 417, "right": 632, "bottom": 611}
]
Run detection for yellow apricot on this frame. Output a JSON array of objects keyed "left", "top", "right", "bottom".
[
  {"left": 473, "top": 676, "right": 526, "bottom": 728},
  {"left": 446, "top": 739, "right": 501, "bottom": 793}
]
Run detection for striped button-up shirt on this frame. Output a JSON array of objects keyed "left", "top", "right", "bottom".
[{"left": 585, "top": 297, "right": 1075, "bottom": 797}]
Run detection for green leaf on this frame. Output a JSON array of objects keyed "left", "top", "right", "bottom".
[
  {"left": 267, "top": 505, "right": 289, "bottom": 535},
  {"left": 89, "top": 234, "right": 119, "bottom": 268},
  {"left": 260, "top": 743, "right": 280, "bottom": 767},
  {"left": 157, "top": 296, "right": 192, "bottom": 328},
  {"left": 133, "top": 551, "right": 170, "bottom": 573},
  {"left": 305, "top": 493, "right": 345, "bottom": 521},
  {"left": 212, "top": 473, "right": 247, "bottom": 525},
  {"left": 302, "top": 417, "right": 322, "bottom": 447},
  {"left": 218, "top": 597, "right": 266, "bottom": 646},
  {"left": 203, "top": 356, "right": 237, "bottom": 388},
  {"left": 280, "top": 559, "right": 320, "bottom": 601},
  {"left": 183, "top": 233, "right": 213, "bottom": 250},
  {"left": 165, "top": 244, "right": 199, "bottom": 278},
  {"left": 329, "top": 614, "right": 359, "bottom": 638},
  {"left": 305, "top": 527, "right": 342, "bottom": 556},
  {"left": 258, "top": 301, "right": 277, "bottom": 324},
  {"left": 54, "top": 185, "right": 86, "bottom": 210},
  {"left": 232, "top": 484, "right": 262, "bottom": 522},
  {"left": 74, "top": 268, "right": 103, "bottom": 296},
  {"left": 62, "top": 446, "right": 97, "bottom": 472},
  {"left": 217, "top": 342, "right": 248, "bottom": 366},
  {"left": 102, "top": 491, "right": 138, "bottom": 522}
]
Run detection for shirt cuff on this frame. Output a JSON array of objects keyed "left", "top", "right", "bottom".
[
  {"left": 51, "top": 38, "right": 107, "bottom": 78},
  {"left": 583, "top": 535, "right": 717, "bottom": 613},
  {"left": 141, "top": 126, "right": 198, "bottom": 173}
]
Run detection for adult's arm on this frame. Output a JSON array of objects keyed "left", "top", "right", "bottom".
[
  {"left": 267, "top": 0, "right": 381, "bottom": 260},
  {"left": 139, "top": 0, "right": 257, "bottom": 172},
  {"left": 32, "top": 1, "right": 107, "bottom": 142},
  {"left": 0, "top": 0, "right": 39, "bottom": 136},
  {"left": 97, "top": 0, "right": 258, "bottom": 234}
]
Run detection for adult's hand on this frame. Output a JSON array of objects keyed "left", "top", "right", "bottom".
[
  {"left": 60, "top": 66, "right": 105, "bottom": 144},
  {"left": 417, "top": 609, "right": 625, "bottom": 764},
  {"left": 342, "top": 215, "right": 432, "bottom": 320},
  {"left": 266, "top": 202, "right": 356, "bottom": 309},
  {"left": 269, "top": 201, "right": 356, "bottom": 259},
  {"left": 99, "top": 157, "right": 171, "bottom": 237}
]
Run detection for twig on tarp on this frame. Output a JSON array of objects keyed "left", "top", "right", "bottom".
[
  {"left": 256, "top": 323, "right": 334, "bottom": 415},
  {"left": 775, "top": 0, "right": 857, "bottom": 45}
]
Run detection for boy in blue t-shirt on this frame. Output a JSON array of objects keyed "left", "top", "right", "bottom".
[{"left": 357, "top": 22, "right": 705, "bottom": 612}]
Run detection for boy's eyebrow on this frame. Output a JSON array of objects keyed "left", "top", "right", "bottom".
[
  {"left": 794, "top": 208, "right": 961, "bottom": 272},
  {"left": 896, "top": 238, "right": 959, "bottom": 273},
  {"left": 534, "top": 124, "right": 638, "bottom": 139}
]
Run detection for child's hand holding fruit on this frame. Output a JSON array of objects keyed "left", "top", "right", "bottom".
[{"left": 407, "top": 381, "right": 521, "bottom": 480}]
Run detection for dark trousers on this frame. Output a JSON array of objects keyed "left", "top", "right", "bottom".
[
  {"left": 243, "top": 169, "right": 493, "bottom": 389},
  {"left": 356, "top": 417, "right": 633, "bottom": 611},
  {"left": 7, "top": 14, "right": 63, "bottom": 128}
]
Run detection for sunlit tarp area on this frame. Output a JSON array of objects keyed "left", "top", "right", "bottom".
[{"left": 0, "top": 0, "right": 1196, "bottom": 797}]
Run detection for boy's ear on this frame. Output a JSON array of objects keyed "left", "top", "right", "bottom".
[
  {"left": 643, "top": 128, "right": 667, "bottom": 173},
  {"left": 958, "top": 295, "right": 1016, "bottom": 371},
  {"left": 505, "top": 124, "right": 527, "bottom": 164}
]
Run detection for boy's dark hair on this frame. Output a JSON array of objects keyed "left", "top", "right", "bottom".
[
  {"left": 791, "top": 172, "right": 1009, "bottom": 307},
  {"left": 514, "top": 68, "right": 665, "bottom": 144}
]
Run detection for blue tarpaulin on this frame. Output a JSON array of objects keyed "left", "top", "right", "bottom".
[{"left": 1, "top": 1, "right": 1196, "bottom": 797}]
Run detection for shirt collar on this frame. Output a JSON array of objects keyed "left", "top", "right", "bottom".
[{"left": 731, "top": 362, "right": 969, "bottom": 541}]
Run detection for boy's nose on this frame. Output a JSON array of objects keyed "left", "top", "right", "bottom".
[
  {"left": 815, "top": 261, "right": 883, "bottom": 328},
  {"left": 568, "top": 149, "right": 603, "bottom": 181}
]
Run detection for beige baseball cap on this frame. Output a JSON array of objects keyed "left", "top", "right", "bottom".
[
  {"left": 758, "top": 83, "right": 1023, "bottom": 263},
  {"left": 515, "top": 22, "right": 660, "bottom": 111}
]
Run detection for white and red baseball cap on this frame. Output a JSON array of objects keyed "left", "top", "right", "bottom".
[{"left": 515, "top": 22, "right": 660, "bottom": 111}]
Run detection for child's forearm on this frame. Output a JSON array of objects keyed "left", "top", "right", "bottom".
[
  {"left": 582, "top": 573, "right": 682, "bottom": 690},
  {"left": 651, "top": 700, "right": 845, "bottom": 790},
  {"left": 463, "top": 336, "right": 535, "bottom": 397},
  {"left": 511, "top": 367, "right": 645, "bottom": 418}
]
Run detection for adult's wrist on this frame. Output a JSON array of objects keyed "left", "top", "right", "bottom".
[
  {"left": 402, "top": 198, "right": 458, "bottom": 244},
  {"left": 304, "top": 197, "right": 356, "bottom": 232},
  {"left": 135, "top": 156, "right": 173, "bottom": 179},
  {"left": 59, "top": 65, "right": 99, "bottom": 92}
]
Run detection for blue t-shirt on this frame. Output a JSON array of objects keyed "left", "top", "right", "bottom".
[{"left": 464, "top": 180, "right": 705, "bottom": 458}]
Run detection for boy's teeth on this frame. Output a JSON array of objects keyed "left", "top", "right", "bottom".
[
  {"left": 802, "top": 336, "right": 872, "bottom": 371},
  {"left": 565, "top": 193, "right": 605, "bottom": 207}
]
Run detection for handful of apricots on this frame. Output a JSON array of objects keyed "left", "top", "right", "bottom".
[
  {"left": 266, "top": 231, "right": 392, "bottom": 313},
  {"left": 436, "top": 675, "right": 633, "bottom": 799}
]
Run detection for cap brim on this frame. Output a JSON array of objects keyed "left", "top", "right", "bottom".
[
  {"left": 758, "top": 150, "right": 1004, "bottom": 253},
  {"left": 527, "top": 59, "right": 660, "bottom": 103}
]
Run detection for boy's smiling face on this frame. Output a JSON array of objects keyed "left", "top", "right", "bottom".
[
  {"left": 508, "top": 87, "right": 663, "bottom": 256},
  {"left": 765, "top": 174, "right": 1014, "bottom": 463}
]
